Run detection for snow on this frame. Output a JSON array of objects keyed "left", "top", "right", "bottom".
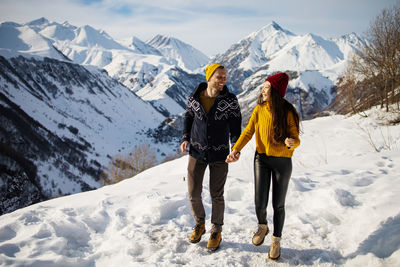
[
  {"left": 0, "top": 57, "right": 168, "bottom": 195},
  {"left": 1, "top": 109, "right": 399, "bottom": 266},
  {"left": 0, "top": 22, "right": 67, "bottom": 61},
  {"left": 147, "top": 35, "right": 209, "bottom": 73},
  {"left": 238, "top": 22, "right": 296, "bottom": 71},
  {"left": 289, "top": 70, "right": 335, "bottom": 101},
  {"left": 267, "top": 33, "right": 343, "bottom": 72}
]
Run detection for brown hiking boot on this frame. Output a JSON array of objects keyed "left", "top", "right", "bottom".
[
  {"left": 189, "top": 224, "right": 205, "bottom": 243},
  {"left": 206, "top": 231, "right": 222, "bottom": 251},
  {"left": 252, "top": 224, "right": 269, "bottom": 246},
  {"left": 268, "top": 236, "right": 281, "bottom": 260}
]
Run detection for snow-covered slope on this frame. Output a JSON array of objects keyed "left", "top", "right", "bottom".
[
  {"left": 147, "top": 35, "right": 209, "bottom": 73},
  {"left": 135, "top": 66, "right": 205, "bottom": 116},
  {"left": 0, "top": 109, "right": 399, "bottom": 266},
  {"left": 118, "top": 36, "right": 162, "bottom": 56},
  {"left": 0, "top": 55, "right": 170, "bottom": 214}
]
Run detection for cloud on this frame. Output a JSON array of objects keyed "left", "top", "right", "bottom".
[{"left": 1, "top": 0, "right": 399, "bottom": 56}]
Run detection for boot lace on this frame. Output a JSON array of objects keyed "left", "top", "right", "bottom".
[
  {"left": 210, "top": 231, "right": 219, "bottom": 240},
  {"left": 254, "top": 225, "right": 265, "bottom": 236},
  {"left": 272, "top": 238, "right": 280, "bottom": 248},
  {"left": 194, "top": 224, "right": 202, "bottom": 235}
]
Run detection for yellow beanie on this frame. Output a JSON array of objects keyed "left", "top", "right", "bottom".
[{"left": 205, "top": 64, "right": 223, "bottom": 81}]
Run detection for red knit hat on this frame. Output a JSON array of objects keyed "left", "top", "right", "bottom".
[{"left": 266, "top": 72, "right": 289, "bottom": 97}]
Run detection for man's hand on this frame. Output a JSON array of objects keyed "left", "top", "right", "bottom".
[
  {"left": 226, "top": 149, "right": 240, "bottom": 163},
  {"left": 180, "top": 141, "right": 189, "bottom": 153}
]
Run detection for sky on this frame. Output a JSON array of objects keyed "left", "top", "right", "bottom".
[{"left": 0, "top": 0, "right": 399, "bottom": 56}]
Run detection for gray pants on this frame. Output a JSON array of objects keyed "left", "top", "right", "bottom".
[{"left": 187, "top": 156, "right": 228, "bottom": 232}]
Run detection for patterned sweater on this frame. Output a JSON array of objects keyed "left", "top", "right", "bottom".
[
  {"left": 232, "top": 102, "right": 300, "bottom": 158},
  {"left": 182, "top": 83, "right": 242, "bottom": 163}
]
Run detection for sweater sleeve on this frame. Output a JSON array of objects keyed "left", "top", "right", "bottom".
[
  {"left": 232, "top": 105, "right": 257, "bottom": 152},
  {"left": 228, "top": 96, "right": 242, "bottom": 147},
  {"left": 182, "top": 98, "right": 194, "bottom": 142},
  {"left": 287, "top": 111, "right": 300, "bottom": 150}
]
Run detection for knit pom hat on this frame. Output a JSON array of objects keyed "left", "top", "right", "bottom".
[
  {"left": 205, "top": 64, "right": 223, "bottom": 81},
  {"left": 266, "top": 72, "right": 289, "bottom": 97}
]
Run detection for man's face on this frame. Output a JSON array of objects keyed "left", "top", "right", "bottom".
[{"left": 208, "top": 68, "right": 227, "bottom": 91}]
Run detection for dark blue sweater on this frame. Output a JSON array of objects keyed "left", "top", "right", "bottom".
[{"left": 182, "top": 83, "right": 242, "bottom": 163}]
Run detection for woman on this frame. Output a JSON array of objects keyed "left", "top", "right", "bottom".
[{"left": 226, "top": 72, "right": 300, "bottom": 260}]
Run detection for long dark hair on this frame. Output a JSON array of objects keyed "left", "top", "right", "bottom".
[{"left": 257, "top": 87, "right": 300, "bottom": 144}]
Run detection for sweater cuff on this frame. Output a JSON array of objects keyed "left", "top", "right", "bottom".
[{"left": 182, "top": 134, "right": 190, "bottom": 142}]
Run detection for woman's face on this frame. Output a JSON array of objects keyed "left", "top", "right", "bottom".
[{"left": 261, "top": 81, "right": 271, "bottom": 101}]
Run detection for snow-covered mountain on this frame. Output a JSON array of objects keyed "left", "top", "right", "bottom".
[
  {"left": 118, "top": 36, "right": 162, "bottom": 56},
  {"left": 1, "top": 108, "right": 399, "bottom": 266},
  {"left": 147, "top": 34, "right": 209, "bottom": 72},
  {"left": 213, "top": 21, "right": 367, "bottom": 120},
  {"left": 212, "top": 21, "right": 296, "bottom": 94},
  {"left": 0, "top": 54, "right": 173, "bottom": 214},
  {"left": 31, "top": 18, "right": 208, "bottom": 115},
  {"left": 0, "top": 21, "right": 69, "bottom": 61}
]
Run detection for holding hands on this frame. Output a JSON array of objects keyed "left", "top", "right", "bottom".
[
  {"left": 226, "top": 149, "right": 241, "bottom": 163},
  {"left": 226, "top": 137, "right": 295, "bottom": 163}
]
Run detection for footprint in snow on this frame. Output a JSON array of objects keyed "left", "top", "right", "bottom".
[
  {"left": 0, "top": 225, "right": 17, "bottom": 242},
  {"left": 335, "top": 189, "right": 360, "bottom": 207},
  {"left": 226, "top": 187, "right": 245, "bottom": 201}
]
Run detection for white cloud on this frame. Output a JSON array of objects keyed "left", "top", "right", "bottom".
[{"left": 1, "top": 0, "right": 398, "bottom": 56}]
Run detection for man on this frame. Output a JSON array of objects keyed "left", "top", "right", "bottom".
[{"left": 180, "top": 64, "right": 241, "bottom": 251}]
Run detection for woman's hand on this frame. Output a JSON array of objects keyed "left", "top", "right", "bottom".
[
  {"left": 285, "top": 138, "right": 295, "bottom": 148},
  {"left": 226, "top": 149, "right": 241, "bottom": 163}
]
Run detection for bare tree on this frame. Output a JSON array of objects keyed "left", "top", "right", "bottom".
[
  {"left": 342, "top": 3, "right": 400, "bottom": 113},
  {"left": 100, "top": 143, "right": 157, "bottom": 185}
]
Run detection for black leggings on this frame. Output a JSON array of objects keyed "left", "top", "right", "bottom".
[{"left": 254, "top": 152, "right": 292, "bottom": 237}]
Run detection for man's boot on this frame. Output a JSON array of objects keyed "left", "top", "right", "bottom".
[
  {"left": 206, "top": 231, "right": 222, "bottom": 251},
  {"left": 189, "top": 224, "right": 205, "bottom": 243}
]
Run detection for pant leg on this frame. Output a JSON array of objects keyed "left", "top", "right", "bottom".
[
  {"left": 270, "top": 157, "right": 292, "bottom": 237},
  {"left": 253, "top": 152, "right": 272, "bottom": 225},
  {"left": 187, "top": 156, "right": 207, "bottom": 225},
  {"left": 208, "top": 160, "right": 228, "bottom": 232}
]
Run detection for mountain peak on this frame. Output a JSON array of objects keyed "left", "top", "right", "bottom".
[
  {"left": 146, "top": 34, "right": 209, "bottom": 72},
  {"left": 148, "top": 34, "right": 176, "bottom": 47},
  {"left": 62, "top": 21, "right": 72, "bottom": 27},
  {"left": 303, "top": 32, "right": 324, "bottom": 42},
  {"left": 118, "top": 36, "right": 162, "bottom": 56},
  {"left": 26, "top": 17, "right": 50, "bottom": 26},
  {"left": 0, "top": 21, "right": 21, "bottom": 28},
  {"left": 73, "top": 24, "right": 125, "bottom": 50},
  {"left": 247, "top": 21, "right": 296, "bottom": 41},
  {"left": 270, "top": 21, "right": 283, "bottom": 30}
]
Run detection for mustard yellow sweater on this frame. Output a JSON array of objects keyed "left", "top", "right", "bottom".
[{"left": 232, "top": 103, "right": 300, "bottom": 158}]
